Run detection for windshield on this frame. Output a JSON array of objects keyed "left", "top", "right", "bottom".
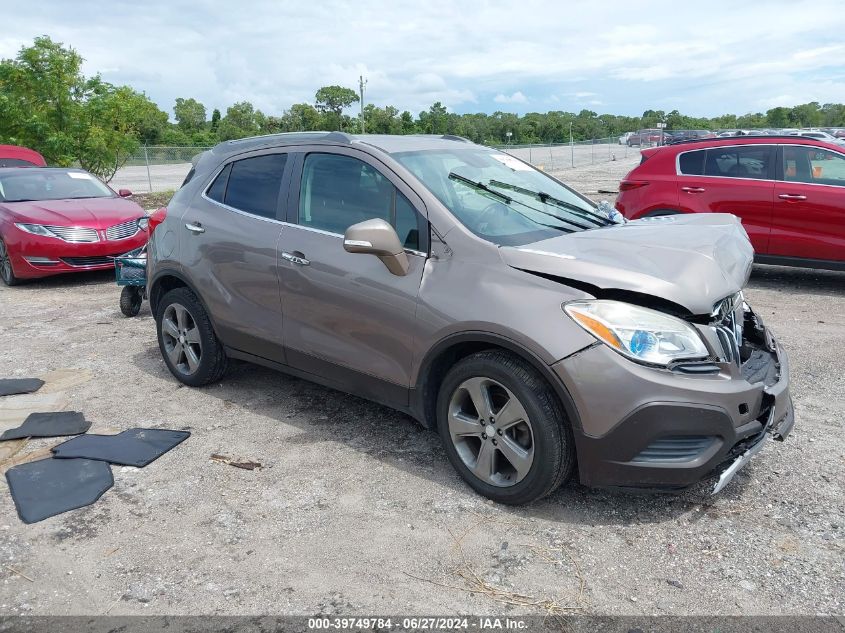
[
  {"left": 0, "top": 169, "right": 113, "bottom": 203},
  {"left": 394, "top": 147, "right": 609, "bottom": 246}
]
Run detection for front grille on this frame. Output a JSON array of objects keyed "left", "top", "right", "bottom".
[
  {"left": 45, "top": 226, "right": 99, "bottom": 243},
  {"left": 631, "top": 436, "right": 717, "bottom": 463},
  {"left": 712, "top": 293, "right": 744, "bottom": 365},
  {"left": 60, "top": 255, "right": 115, "bottom": 267},
  {"left": 106, "top": 219, "right": 140, "bottom": 241}
]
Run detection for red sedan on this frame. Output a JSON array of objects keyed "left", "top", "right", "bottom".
[
  {"left": 0, "top": 144, "right": 47, "bottom": 168},
  {"left": 0, "top": 168, "right": 148, "bottom": 285},
  {"left": 615, "top": 135, "right": 845, "bottom": 271}
]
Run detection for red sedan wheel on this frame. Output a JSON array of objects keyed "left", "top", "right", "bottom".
[{"left": 0, "top": 238, "right": 19, "bottom": 286}]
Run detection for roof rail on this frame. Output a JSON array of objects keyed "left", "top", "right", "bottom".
[
  {"left": 665, "top": 134, "right": 830, "bottom": 146},
  {"left": 440, "top": 134, "right": 472, "bottom": 143},
  {"left": 323, "top": 131, "right": 354, "bottom": 143}
]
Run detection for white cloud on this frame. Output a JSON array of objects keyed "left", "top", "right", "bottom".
[
  {"left": 493, "top": 91, "right": 528, "bottom": 104},
  {"left": 2, "top": 0, "right": 845, "bottom": 117}
]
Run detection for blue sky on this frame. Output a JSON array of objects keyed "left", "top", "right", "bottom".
[{"left": 3, "top": 0, "right": 845, "bottom": 120}]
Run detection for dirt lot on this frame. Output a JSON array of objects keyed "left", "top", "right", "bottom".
[{"left": 1, "top": 155, "right": 843, "bottom": 617}]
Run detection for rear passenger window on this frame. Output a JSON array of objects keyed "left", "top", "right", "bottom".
[
  {"left": 206, "top": 154, "right": 286, "bottom": 219},
  {"left": 678, "top": 150, "right": 705, "bottom": 175},
  {"left": 704, "top": 146, "right": 773, "bottom": 180},
  {"left": 299, "top": 153, "right": 421, "bottom": 250},
  {"left": 783, "top": 146, "right": 845, "bottom": 186}
]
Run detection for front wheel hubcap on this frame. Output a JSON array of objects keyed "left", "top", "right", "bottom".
[
  {"left": 161, "top": 303, "right": 202, "bottom": 375},
  {"left": 448, "top": 376, "right": 535, "bottom": 487}
]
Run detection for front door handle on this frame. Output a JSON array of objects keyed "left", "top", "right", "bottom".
[
  {"left": 281, "top": 251, "right": 310, "bottom": 266},
  {"left": 185, "top": 222, "right": 205, "bottom": 234},
  {"left": 681, "top": 186, "right": 706, "bottom": 193},
  {"left": 778, "top": 193, "right": 807, "bottom": 201}
]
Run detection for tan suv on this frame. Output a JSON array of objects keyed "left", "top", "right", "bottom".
[{"left": 146, "top": 133, "right": 794, "bottom": 504}]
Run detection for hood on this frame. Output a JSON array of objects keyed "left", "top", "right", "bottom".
[
  {"left": 500, "top": 213, "right": 753, "bottom": 315},
  {"left": 2, "top": 197, "right": 145, "bottom": 228}
]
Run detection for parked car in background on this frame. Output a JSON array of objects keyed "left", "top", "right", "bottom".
[
  {"left": 615, "top": 135, "right": 845, "bottom": 271},
  {"left": 0, "top": 168, "right": 148, "bottom": 285},
  {"left": 627, "top": 129, "right": 662, "bottom": 146},
  {"left": 618, "top": 132, "right": 634, "bottom": 145},
  {"left": 794, "top": 130, "right": 845, "bottom": 147},
  {"left": 146, "top": 132, "right": 793, "bottom": 504},
  {"left": 0, "top": 145, "right": 46, "bottom": 168},
  {"left": 665, "top": 130, "right": 715, "bottom": 143}
]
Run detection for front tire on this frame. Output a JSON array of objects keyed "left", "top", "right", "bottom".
[
  {"left": 0, "top": 238, "right": 20, "bottom": 286},
  {"left": 436, "top": 350, "right": 575, "bottom": 505},
  {"left": 155, "top": 287, "right": 228, "bottom": 386}
]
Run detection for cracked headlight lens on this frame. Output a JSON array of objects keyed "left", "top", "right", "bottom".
[{"left": 564, "top": 300, "right": 709, "bottom": 366}]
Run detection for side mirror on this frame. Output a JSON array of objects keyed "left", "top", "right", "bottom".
[
  {"left": 343, "top": 218, "right": 410, "bottom": 276},
  {"left": 118, "top": 189, "right": 133, "bottom": 198}
]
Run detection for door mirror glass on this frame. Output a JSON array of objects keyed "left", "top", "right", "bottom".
[
  {"left": 118, "top": 189, "right": 133, "bottom": 197},
  {"left": 343, "top": 218, "right": 410, "bottom": 276}
]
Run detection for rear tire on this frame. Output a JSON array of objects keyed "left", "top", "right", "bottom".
[
  {"left": 155, "top": 287, "right": 228, "bottom": 386},
  {"left": 436, "top": 350, "right": 575, "bottom": 505},
  {"left": 0, "top": 238, "right": 20, "bottom": 286}
]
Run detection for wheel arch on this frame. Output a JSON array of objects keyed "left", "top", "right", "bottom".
[
  {"left": 412, "top": 331, "right": 583, "bottom": 433},
  {"left": 149, "top": 270, "right": 217, "bottom": 334}
]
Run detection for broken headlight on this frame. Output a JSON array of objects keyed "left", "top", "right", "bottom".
[{"left": 564, "top": 300, "right": 709, "bottom": 366}]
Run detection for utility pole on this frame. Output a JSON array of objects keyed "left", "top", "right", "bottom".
[{"left": 359, "top": 75, "right": 367, "bottom": 134}]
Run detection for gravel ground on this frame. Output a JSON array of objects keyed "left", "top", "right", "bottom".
[{"left": 0, "top": 155, "right": 843, "bottom": 617}]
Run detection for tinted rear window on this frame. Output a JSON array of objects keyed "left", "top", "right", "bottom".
[
  {"left": 0, "top": 158, "right": 37, "bottom": 168},
  {"left": 206, "top": 154, "right": 286, "bottom": 219},
  {"left": 678, "top": 150, "right": 705, "bottom": 175},
  {"left": 704, "top": 146, "right": 773, "bottom": 179}
]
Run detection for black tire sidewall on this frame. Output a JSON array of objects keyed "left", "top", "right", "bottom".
[
  {"left": 0, "top": 238, "right": 19, "bottom": 286},
  {"left": 155, "top": 287, "right": 226, "bottom": 387},
  {"left": 120, "top": 287, "right": 142, "bottom": 317},
  {"left": 436, "top": 352, "right": 573, "bottom": 505}
]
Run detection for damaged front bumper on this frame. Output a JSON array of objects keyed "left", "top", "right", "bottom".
[{"left": 553, "top": 302, "right": 794, "bottom": 493}]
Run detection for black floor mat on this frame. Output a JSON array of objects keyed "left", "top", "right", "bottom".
[
  {"left": 0, "top": 411, "right": 91, "bottom": 441},
  {"left": 51, "top": 428, "right": 190, "bottom": 467},
  {"left": 0, "top": 378, "right": 44, "bottom": 397},
  {"left": 5, "top": 458, "right": 113, "bottom": 524}
]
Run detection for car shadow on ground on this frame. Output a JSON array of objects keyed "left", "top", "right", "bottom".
[
  {"left": 749, "top": 264, "right": 845, "bottom": 296},
  {"left": 6, "top": 269, "right": 115, "bottom": 290},
  {"left": 131, "top": 341, "right": 753, "bottom": 528}
]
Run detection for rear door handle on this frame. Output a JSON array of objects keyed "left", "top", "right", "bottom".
[
  {"left": 185, "top": 222, "right": 205, "bottom": 234},
  {"left": 778, "top": 193, "right": 807, "bottom": 201},
  {"left": 681, "top": 186, "right": 706, "bottom": 193},
  {"left": 281, "top": 251, "right": 310, "bottom": 266}
]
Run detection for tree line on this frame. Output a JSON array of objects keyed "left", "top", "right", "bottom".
[{"left": 3, "top": 37, "right": 845, "bottom": 180}]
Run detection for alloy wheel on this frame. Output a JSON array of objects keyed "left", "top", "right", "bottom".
[
  {"left": 447, "top": 376, "right": 535, "bottom": 487},
  {"left": 161, "top": 303, "right": 203, "bottom": 375}
]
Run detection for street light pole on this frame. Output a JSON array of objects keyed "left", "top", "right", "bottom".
[
  {"left": 569, "top": 121, "right": 574, "bottom": 168},
  {"left": 359, "top": 75, "right": 367, "bottom": 134}
]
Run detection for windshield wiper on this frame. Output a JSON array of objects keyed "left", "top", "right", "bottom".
[
  {"left": 449, "top": 172, "right": 573, "bottom": 234},
  {"left": 488, "top": 180, "right": 614, "bottom": 228},
  {"left": 449, "top": 172, "right": 512, "bottom": 203}
]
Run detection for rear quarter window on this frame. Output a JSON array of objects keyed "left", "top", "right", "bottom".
[{"left": 678, "top": 150, "right": 705, "bottom": 175}]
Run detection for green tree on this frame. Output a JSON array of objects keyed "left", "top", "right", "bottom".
[
  {"left": 174, "top": 97, "right": 207, "bottom": 131},
  {"left": 217, "top": 101, "right": 261, "bottom": 140},
  {"left": 0, "top": 36, "right": 167, "bottom": 180},
  {"left": 314, "top": 85, "right": 359, "bottom": 131},
  {"left": 210, "top": 108, "right": 221, "bottom": 131}
]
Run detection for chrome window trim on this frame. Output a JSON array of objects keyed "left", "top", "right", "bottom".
[
  {"left": 201, "top": 191, "right": 287, "bottom": 225},
  {"left": 674, "top": 143, "right": 777, "bottom": 179},
  {"left": 675, "top": 142, "right": 845, "bottom": 187}
]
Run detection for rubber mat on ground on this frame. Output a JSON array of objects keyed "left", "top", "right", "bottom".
[
  {"left": 0, "top": 378, "right": 44, "bottom": 397},
  {"left": 5, "top": 458, "right": 113, "bottom": 524},
  {"left": 0, "top": 411, "right": 90, "bottom": 441},
  {"left": 51, "top": 428, "right": 190, "bottom": 467}
]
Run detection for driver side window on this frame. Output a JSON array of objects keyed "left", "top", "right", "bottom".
[{"left": 298, "top": 153, "right": 421, "bottom": 250}]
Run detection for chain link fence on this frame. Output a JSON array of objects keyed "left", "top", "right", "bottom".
[
  {"left": 111, "top": 137, "right": 635, "bottom": 193},
  {"left": 492, "top": 136, "right": 634, "bottom": 173}
]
